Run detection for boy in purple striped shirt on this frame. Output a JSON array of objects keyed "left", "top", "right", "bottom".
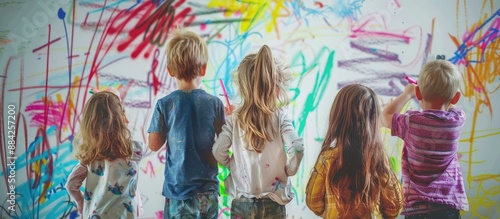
[{"left": 383, "top": 60, "right": 469, "bottom": 219}]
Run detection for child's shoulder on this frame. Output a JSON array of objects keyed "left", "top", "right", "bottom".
[{"left": 320, "top": 147, "right": 338, "bottom": 160}]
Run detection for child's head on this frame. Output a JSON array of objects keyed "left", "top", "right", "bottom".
[
  {"left": 322, "top": 84, "right": 381, "bottom": 152},
  {"left": 75, "top": 91, "right": 132, "bottom": 165},
  {"left": 235, "top": 45, "right": 292, "bottom": 152},
  {"left": 417, "top": 60, "right": 461, "bottom": 106},
  {"left": 322, "top": 84, "right": 394, "bottom": 217},
  {"left": 166, "top": 28, "right": 208, "bottom": 82}
]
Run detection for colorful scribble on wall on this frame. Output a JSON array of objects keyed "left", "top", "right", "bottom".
[{"left": 0, "top": 0, "right": 499, "bottom": 218}]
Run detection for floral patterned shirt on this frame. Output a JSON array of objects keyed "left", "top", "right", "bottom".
[{"left": 66, "top": 141, "right": 150, "bottom": 218}]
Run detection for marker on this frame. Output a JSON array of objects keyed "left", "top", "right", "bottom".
[
  {"left": 219, "top": 79, "right": 231, "bottom": 106},
  {"left": 405, "top": 76, "right": 417, "bottom": 85}
]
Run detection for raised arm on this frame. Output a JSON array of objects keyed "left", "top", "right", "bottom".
[
  {"left": 66, "top": 163, "right": 87, "bottom": 214},
  {"left": 281, "top": 111, "right": 304, "bottom": 176},
  {"left": 383, "top": 84, "right": 416, "bottom": 129}
]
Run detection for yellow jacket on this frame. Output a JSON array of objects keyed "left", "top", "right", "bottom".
[{"left": 306, "top": 148, "right": 403, "bottom": 218}]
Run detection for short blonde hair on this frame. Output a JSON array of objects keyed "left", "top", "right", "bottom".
[
  {"left": 166, "top": 28, "right": 208, "bottom": 81},
  {"left": 418, "top": 60, "right": 461, "bottom": 104}
]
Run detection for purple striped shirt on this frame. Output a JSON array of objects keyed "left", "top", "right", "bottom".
[{"left": 392, "top": 108, "right": 469, "bottom": 215}]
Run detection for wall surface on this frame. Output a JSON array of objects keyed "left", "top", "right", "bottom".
[{"left": 0, "top": 0, "right": 499, "bottom": 218}]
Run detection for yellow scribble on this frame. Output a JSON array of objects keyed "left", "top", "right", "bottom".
[{"left": 207, "top": 0, "right": 291, "bottom": 37}]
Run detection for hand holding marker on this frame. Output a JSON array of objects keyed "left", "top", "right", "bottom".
[
  {"left": 219, "top": 79, "right": 230, "bottom": 106},
  {"left": 219, "top": 79, "right": 234, "bottom": 115},
  {"left": 405, "top": 76, "right": 417, "bottom": 85}
]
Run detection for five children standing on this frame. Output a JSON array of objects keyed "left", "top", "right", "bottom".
[{"left": 67, "top": 27, "right": 468, "bottom": 219}]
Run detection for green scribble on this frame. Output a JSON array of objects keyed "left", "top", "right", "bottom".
[
  {"left": 390, "top": 156, "right": 396, "bottom": 170},
  {"left": 290, "top": 47, "right": 335, "bottom": 137}
]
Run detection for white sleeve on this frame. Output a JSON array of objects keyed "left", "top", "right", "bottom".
[
  {"left": 212, "top": 116, "right": 234, "bottom": 166},
  {"left": 280, "top": 111, "right": 304, "bottom": 176}
]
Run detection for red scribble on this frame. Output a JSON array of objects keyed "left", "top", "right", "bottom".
[
  {"left": 83, "top": 0, "right": 196, "bottom": 100},
  {"left": 149, "top": 48, "right": 161, "bottom": 95},
  {"left": 394, "top": 0, "right": 401, "bottom": 8},
  {"left": 28, "top": 24, "right": 55, "bottom": 204},
  {"left": 32, "top": 37, "right": 62, "bottom": 53},
  {"left": 0, "top": 38, "right": 12, "bottom": 45},
  {"left": 107, "top": 0, "right": 195, "bottom": 59},
  {"left": 314, "top": 1, "right": 324, "bottom": 8}
]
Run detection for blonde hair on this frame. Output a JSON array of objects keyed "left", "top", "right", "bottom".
[
  {"left": 235, "top": 45, "right": 291, "bottom": 152},
  {"left": 321, "top": 84, "right": 396, "bottom": 218},
  {"left": 74, "top": 91, "right": 132, "bottom": 165},
  {"left": 418, "top": 60, "right": 461, "bottom": 104},
  {"left": 166, "top": 28, "right": 208, "bottom": 81}
]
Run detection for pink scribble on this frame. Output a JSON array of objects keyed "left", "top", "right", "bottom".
[
  {"left": 394, "top": 0, "right": 401, "bottom": 8},
  {"left": 217, "top": 208, "right": 231, "bottom": 218},
  {"left": 25, "top": 99, "right": 70, "bottom": 128},
  {"left": 141, "top": 160, "right": 156, "bottom": 178},
  {"left": 155, "top": 210, "right": 163, "bottom": 218}
]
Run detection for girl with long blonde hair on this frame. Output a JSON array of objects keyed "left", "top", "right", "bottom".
[
  {"left": 213, "top": 45, "right": 304, "bottom": 218},
  {"left": 306, "top": 84, "right": 403, "bottom": 218},
  {"left": 66, "top": 90, "right": 149, "bottom": 218}
]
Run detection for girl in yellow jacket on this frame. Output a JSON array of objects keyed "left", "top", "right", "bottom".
[{"left": 306, "top": 84, "right": 403, "bottom": 219}]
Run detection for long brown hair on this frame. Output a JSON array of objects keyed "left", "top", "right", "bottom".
[
  {"left": 74, "top": 91, "right": 132, "bottom": 165},
  {"left": 321, "top": 84, "right": 395, "bottom": 217},
  {"left": 235, "top": 45, "right": 291, "bottom": 152}
]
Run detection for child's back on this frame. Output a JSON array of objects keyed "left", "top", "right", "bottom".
[
  {"left": 383, "top": 60, "right": 468, "bottom": 218},
  {"left": 306, "top": 84, "right": 403, "bottom": 219},
  {"left": 214, "top": 109, "right": 301, "bottom": 203},
  {"left": 66, "top": 90, "right": 149, "bottom": 218},
  {"left": 212, "top": 45, "right": 304, "bottom": 219},
  {"left": 82, "top": 140, "right": 145, "bottom": 217},
  {"left": 151, "top": 89, "right": 223, "bottom": 197},
  {"left": 147, "top": 28, "right": 224, "bottom": 219}
]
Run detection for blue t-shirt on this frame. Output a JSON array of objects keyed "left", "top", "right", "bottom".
[{"left": 148, "top": 89, "right": 225, "bottom": 200}]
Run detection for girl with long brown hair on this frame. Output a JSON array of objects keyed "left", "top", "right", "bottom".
[{"left": 306, "top": 84, "right": 403, "bottom": 218}]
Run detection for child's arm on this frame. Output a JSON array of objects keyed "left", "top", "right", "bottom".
[
  {"left": 148, "top": 132, "right": 166, "bottom": 151},
  {"left": 281, "top": 111, "right": 304, "bottom": 176},
  {"left": 65, "top": 163, "right": 87, "bottom": 214},
  {"left": 383, "top": 84, "right": 416, "bottom": 129},
  {"left": 212, "top": 117, "right": 233, "bottom": 166},
  {"left": 214, "top": 101, "right": 226, "bottom": 137},
  {"left": 305, "top": 152, "right": 328, "bottom": 217},
  {"left": 147, "top": 102, "right": 167, "bottom": 151}
]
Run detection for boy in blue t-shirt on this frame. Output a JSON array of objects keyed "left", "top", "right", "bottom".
[{"left": 147, "top": 28, "right": 225, "bottom": 219}]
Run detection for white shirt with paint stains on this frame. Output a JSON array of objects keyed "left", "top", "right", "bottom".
[{"left": 212, "top": 109, "right": 304, "bottom": 205}]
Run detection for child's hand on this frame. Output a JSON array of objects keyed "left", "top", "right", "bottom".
[
  {"left": 403, "top": 84, "right": 417, "bottom": 98},
  {"left": 225, "top": 105, "right": 235, "bottom": 116}
]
